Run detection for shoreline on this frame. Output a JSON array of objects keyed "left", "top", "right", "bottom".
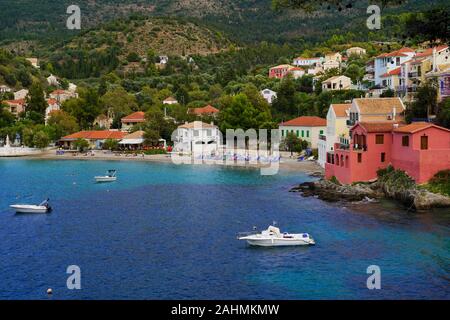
[{"left": 3, "top": 150, "right": 324, "bottom": 174}]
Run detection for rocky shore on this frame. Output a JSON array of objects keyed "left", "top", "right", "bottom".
[{"left": 290, "top": 178, "right": 450, "bottom": 211}]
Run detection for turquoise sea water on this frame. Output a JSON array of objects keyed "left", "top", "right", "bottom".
[{"left": 0, "top": 159, "right": 448, "bottom": 299}]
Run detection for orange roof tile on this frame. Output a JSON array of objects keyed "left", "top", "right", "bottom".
[
  {"left": 280, "top": 116, "right": 326, "bottom": 127},
  {"left": 354, "top": 122, "right": 398, "bottom": 133},
  {"left": 61, "top": 131, "right": 127, "bottom": 140},
  {"left": 189, "top": 105, "right": 220, "bottom": 115},
  {"left": 353, "top": 98, "right": 405, "bottom": 114},
  {"left": 393, "top": 122, "right": 450, "bottom": 134},
  {"left": 331, "top": 104, "right": 351, "bottom": 117},
  {"left": 4, "top": 99, "right": 25, "bottom": 105},
  {"left": 121, "top": 111, "right": 146, "bottom": 123},
  {"left": 380, "top": 67, "right": 401, "bottom": 77},
  {"left": 377, "top": 47, "right": 414, "bottom": 58}
]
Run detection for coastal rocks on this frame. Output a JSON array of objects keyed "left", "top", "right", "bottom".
[
  {"left": 291, "top": 177, "right": 450, "bottom": 211},
  {"left": 290, "top": 179, "right": 382, "bottom": 202}
]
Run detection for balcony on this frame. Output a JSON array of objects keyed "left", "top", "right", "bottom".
[
  {"left": 352, "top": 144, "right": 367, "bottom": 152},
  {"left": 319, "top": 134, "right": 326, "bottom": 141},
  {"left": 346, "top": 119, "right": 355, "bottom": 126}
]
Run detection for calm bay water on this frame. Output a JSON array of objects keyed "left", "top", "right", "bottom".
[{"left": 0, "top": 159, "right": 448, "bottom": 300}]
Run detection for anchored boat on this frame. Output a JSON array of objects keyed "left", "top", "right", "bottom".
[
  {"left": 10, "top": 199, "right": 52, "bottom": 214},
  {"left": 238, "top": 225, "right": 315, "bottom": 247},
  {"left": 95, "top": 169, "right": 117, "bottom": 183}
]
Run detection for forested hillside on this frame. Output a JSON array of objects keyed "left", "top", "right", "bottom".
[{"left": 0, "top": 0, "right": 447, "bottom": 45}]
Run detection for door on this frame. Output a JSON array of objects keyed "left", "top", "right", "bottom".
[{"left": 420, "top": 135, "right": 428, "bottom": 150}]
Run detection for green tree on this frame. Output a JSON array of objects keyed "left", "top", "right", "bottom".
[
  {"left": 73, "top": 138, "right": 89, "bottom": 151},
  {"left": 32, "top": 131, "right": 50, "bottom": 149},
  {"left": 143, "top": 129, "right": 160, "bottom": 147},
  {"left": 283, "top": 132, "right": 303, "bottom": 155},
  {"left": 436, "top": 98, "right": 450, "bottom": 129},
  {"left": 25, "top": 82, "right": 47, "bottom": 124},
  {"left": 0, "top": 102, "right": 15, "bottom": 128},
  {"left": 101, "top": 87, "right": 138, "bottom": 128},
  {"left": 407, "top": 82, "right": 438, "bottom": 122},
  {"left": 103, "top": 138, "right": 119, "bottom": 150},
  {"left": 47, "top": 110, "right": 79, "bottom": 140}
]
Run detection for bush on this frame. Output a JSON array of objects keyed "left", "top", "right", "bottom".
[
  {"left": 329, "top": 176, "right": 341, "bottom": 185},
  {"left": 377, "top": 165, "right": 415, "bottom": 190},
  {"left": 424, "top": 170, "right": 450, "bottom": 196},
  {"left": 143, "top": 149, "right": 166, "bottom": 155}
]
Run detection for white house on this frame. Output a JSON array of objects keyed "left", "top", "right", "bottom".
[
  {"left": 260, "top": 89, "right": 277, "bottom": 104},
  {"left": 47, "top": 74, "right": 60, "bottom": 86},
  {"left": 163, "top": 96, "right": 178, "bottom": 105},
  {"left": 68, "top": 82, "right": 77, "bottom": 93},
  {"left": 374, "top": 47, "right": 415, "bottom": 87},
  {"left": 346, "top": 47, "right": 366, "bottom": 57},
  {"left": 325, "top": 52, "right": 342, "bottom": 63},
  {"left": 0, "top": 85, "right": 11, "bottom": 93},
  {"left": 14, "top": 89, "right": 29, "bottom": 100},
  {"left": 279, "top": 116, "right": 326, "bottom": 149},
  {"left": 173, "top": 121, "right": 221, "bottom": 155},
  {"left": 323, "top": 60, "right": 340, "bottom": 71},
  {"left": 318, "top": 104, "right": 351, "bottom": 167},
  {"left": 322, "top": 75, "right": 352, "bottom": 91},
  {"left": 45, "top": 98, "right": 60, "bottom": 124},
  {"left": 49, "top": 89, "right": 78, "bottom": 103},
  {"left": 293, "top": 57, "right": 323, "bottom": 67}
]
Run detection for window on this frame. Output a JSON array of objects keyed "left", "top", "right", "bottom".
[
  {"left": 402, "top": 135, "right": 409, "bottom": 146},
  {"left": 381, "top": 152, "right": 385, "bottom": 163},
  {"left": 375, "top": 134, "right": 384, "bottom": 144},
  {"left": 306, "top": 131, "right": 309, "bottom": 138},
  {"left": 421, "top": 135, "right": 428, "bottom": 150},
  {"left": 301, "top": 130, "right": 304, "bottom": 137},
  {"left": 296, "top": 130, "right": 299, "bottom": 137},
  {"left": 340, "top": 155, "right": 344, "bottom": 167},
  {"left": 357, "top": 153, "right": 362, "bottom": 163},
  {"left": 336, "top": 155, "right": 339, "bottom": 165},
  {"left": 281, "top": 130, "right": 284, "bottom": 137},
  {"left": 193, "top": 130, "right": 199, "bottom": 137},
  {"left": 345, "top": 156, "right": 349, "bottom": 168},
  {"left": 320, "top": 130, "right": 324, "bottom": 135}
]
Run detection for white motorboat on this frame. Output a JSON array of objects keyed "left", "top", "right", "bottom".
[
  {"left": 238, "top": 225, "right": 315, "bottom": 247},
  {"left": 10, "top": 199, "right": 52, "bottom": 214},
  {"left": 95, "top": 169, "right": 117, "bottom": 183}
]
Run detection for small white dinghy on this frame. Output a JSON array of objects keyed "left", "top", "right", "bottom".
[
  {"left": 95, "top": 169, "right": 117, "bottom": 183},
  {"left": 238, "top": 225, "right": 315, "bottom": 247},
  {"left": 10, "top": 199, "right": 52, "bottom": 214}
]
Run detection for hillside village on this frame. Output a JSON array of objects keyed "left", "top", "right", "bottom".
[{"left": 0, "top": 18, "right": 449, "bottom": 192}]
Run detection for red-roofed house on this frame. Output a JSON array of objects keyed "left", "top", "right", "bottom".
[
  {"left": 325, "top": 121, "right": 450, "bottom": 184},
  {"left": 121, "top": 111, "right": 146, "bottom": 131},
  {"left": 45, "top": 98, "right": 60, "bottom": 124},
  {"left": 188, "top": 105, "right": 220, "bottom": 117},
  {"left": 375, "top": 47, "right": 415, "bottom": 87},
  {"left": 379, "top": 67, "right": 401, "bottom": 90},
  {"left": 60, "top": 130, "right": 128, "bottom": 149},
  {"left": 269, "top": 65, "right": 305, "bottom": 79},
  {"left": 279, "top": 116, "right": 326, "bottom": 148},
  {"left": 3, "top": 99, "right": 26, "bottom": 116},
  {"left": 49, "top": 89, "right": 78, "bottom": 103}
]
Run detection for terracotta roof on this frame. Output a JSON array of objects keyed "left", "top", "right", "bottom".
[
  {"left": 51, "top": 89, "right": 68, "bottom": 95},
  {"left": 270, "top": 64, "right": 292, "bottom": 69},
  {"left": 353, "top": 98, "right": 405, "bottom": 115},
  {"left": 4, "top": 99, "right": 25, "bottom": 105},
  {"left": 377, "top": 47, "right": 415, "bottom": 58},
  {"left": 121, "top": 111, "right": 146, "bottom": 123},
  {"left": 380, "top": 67, "right": 401, "bottom": 77},
  {"left": 179, "top": 121, "right": 217, "bottom": 129},
  {"left": 354, "top": 122, "right": 398, "bottom": 133},
  {"left": 331, "top": 104, "right": 351, "bottom": 117},
  {"left": 289, "top": 67, "right": 304, "bottom": 71},
  {"left": 280, "top": 116, "right": 326, "bottom": 127},
  {"left": 415, "top": 45, "right": 448, "bottom": 58},
  {"left": 46, "top": 98, "right": 58, "bottom": 105},
  {"left": 123, "top": 130, "right": 145, "bottom": 139},
  {"left": 393, "top": 122, "right": 450, "bottom": 134},
  {"left": 295, "top": 57, "right": 320, "bottom": 60},
  {"left": 61, "top": 131, "right": 127, "bottom": 140},
  {"left": 189, "top": 105, "right": 220, "bottom": 115}
]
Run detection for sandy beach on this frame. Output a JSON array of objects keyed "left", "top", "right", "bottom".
[{"left": 18, "top": 149, "right": 324, "bottom": 174}]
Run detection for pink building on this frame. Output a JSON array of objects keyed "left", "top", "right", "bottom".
[
  {"left": 325, "top": 122, "right": 450, "bottom": 184},
  {"left": 269, "top": 65, "right": 292, "bottom": 79}
]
